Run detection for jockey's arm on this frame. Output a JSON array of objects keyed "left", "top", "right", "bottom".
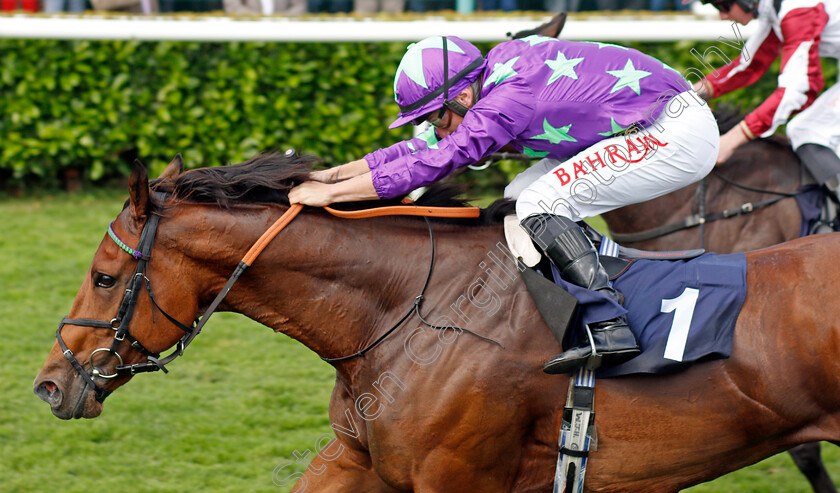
[
  {"left": 717, "top": 121, "right": 755, "bottom": 165},
  {"left": 309, "top": 158, "right": 371, "bottom": 184},
  {"left": 702, "top": 22, "right": 781, "bottom": 100},
  {"left": 713, "top": 6, "right": 828, "bottom": 164},
  {"left": 289, "top": 172, "right": 378, "bottom": 207},
  {"left": 740, "top": 6, "right": 828, "bottom": 138}
]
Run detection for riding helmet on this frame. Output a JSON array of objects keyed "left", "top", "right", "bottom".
[
  {"left": 389, "top": 35, "right": 486, "bottom": 129},
  {"left": 700, "top": 0, "right": 759, "bottom": 15}
]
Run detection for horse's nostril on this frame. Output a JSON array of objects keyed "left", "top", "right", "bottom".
[{"left": 35, "top": 380, "right": 62, "bottom": 406}]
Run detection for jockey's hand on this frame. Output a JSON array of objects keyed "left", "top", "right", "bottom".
[
  {"left": 289, "top": 181, "right": 334, "bottom": 207},
  {"left": 716, "top": 124, "right": 750, "bottom": 166},
  {"left": 692, "top": 79, "right": 713, "bottom": 101}
]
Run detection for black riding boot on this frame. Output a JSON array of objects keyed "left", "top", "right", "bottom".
[
  {"left": 521, "top": 214, "right": 640, "bottom": 374},
  {"left": 797, "top": 144, "right": 840, "bottom": 201},
  {"left": 797, "top": 144, "right": 840, "bottom": 233}
]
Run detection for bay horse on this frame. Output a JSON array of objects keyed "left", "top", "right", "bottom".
[{"left": 34, "top": 154, "right": 840, "bottom": 492}]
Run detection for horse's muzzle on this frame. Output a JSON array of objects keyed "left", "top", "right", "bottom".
[{"left": 33, "top": 374, "right": 104, "bottom": 419}]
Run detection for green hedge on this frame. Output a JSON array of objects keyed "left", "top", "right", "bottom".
[
  {"left": 0, "top": 39, "right": 415, "bottom": 188},
  {"left": 1, "top": 36, "right": 830, "bottom": 192}
]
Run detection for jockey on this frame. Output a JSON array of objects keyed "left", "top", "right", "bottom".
[
  {"left": 289, "top": 35, "right": 719, "bottom": 374},
  {"left": 696, "top": 0, "right": 840, "bottom": 195}
]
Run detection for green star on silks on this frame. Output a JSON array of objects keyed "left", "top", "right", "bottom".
[
  {"left": 530, "top": 119, "right": 577, "bottom": 144},
  {"left": 484, "top": 56, "right": 520, "bottom": 88},
  {"left": 597, "top": 117, "right": 630, "bottom": 137},
  {"left": 417, "top": 126, "right": 440, "bottom": 150},
  {"left": 522, "top": 146, "right": 549, "bottom": 157},
  {"left": 519, "top": 35, "right": 555, "bottom": 46},
  {"left": 606, "top": 59, "right": 652, "bottom": 95},
  {"left": 545, "top": 51, "right": 584, "bottom": 85},
  {"left": 394, "top": 37, "right": 466, "bottom": 96}
]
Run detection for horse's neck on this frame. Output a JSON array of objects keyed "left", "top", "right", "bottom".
[{"left": 171, "top": 205, "right": 502, "bottom": 375}]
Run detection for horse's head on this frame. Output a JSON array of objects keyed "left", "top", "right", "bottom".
[
  {"left": 33, "top": 156, "right": 199, "bottom": 419},
  {"left": 32, "top": 149, "right": 497, "bottom": 419}
]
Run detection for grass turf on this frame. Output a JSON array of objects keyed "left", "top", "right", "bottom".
[{"left": 2, "top": 190, "right": 837, "bottom": 492}]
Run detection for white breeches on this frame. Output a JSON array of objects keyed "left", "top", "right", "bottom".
[
  {"left": 787, "top": 80, "right": 840, "bottom": 151},
  {"left": 508, "top": 91, "right": 720, "bottom": 222}
]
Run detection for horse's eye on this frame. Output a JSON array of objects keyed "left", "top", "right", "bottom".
[{"left": 94, "top": 274, "right": 116, "bottom": 289}]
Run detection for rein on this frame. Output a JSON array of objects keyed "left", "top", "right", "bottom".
[
  {"left": 609, "top": 171, "right": 802, "bottom": 245},
  {"left": 58, "top": 199, "right": 494, "bottom": 402},
  {"left": 481, "top": 152, "right": 806, "bottom": 246}
]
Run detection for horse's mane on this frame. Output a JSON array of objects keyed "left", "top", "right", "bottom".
[
  {"left": 152, "top": 153, "right": 314, "bottom": 207},
  {"left": 150, "top": 152, "right": 514, "bottom": 226}
]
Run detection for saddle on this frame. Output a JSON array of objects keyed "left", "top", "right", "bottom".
[
  {"left": 504, "top": 215, "right": 704, "bottom": 274},
  {"left": 503, "top": 215, "right": 705, "bottom": 346}
]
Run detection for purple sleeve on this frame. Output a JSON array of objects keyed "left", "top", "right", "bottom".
[
  {"left": 364, "top": 141, "right": 414, "bottom": 175},
  {"left": 370, "top": 83, "right": 535, "bottom": 199}
]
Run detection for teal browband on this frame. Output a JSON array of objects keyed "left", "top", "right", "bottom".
[{"left": 108, "top": 221, "right": 143, "bottom": 259}]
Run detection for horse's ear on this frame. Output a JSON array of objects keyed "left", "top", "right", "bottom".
[
  {"left": 129, "top": 159, "right": 150, "bottom": 223},
  {"left": 546, "top": 12, "right": 567, "bottom": 38},
  {"left": 159, "top": 153, "right": 184, "bottom": 182},
  {"left": 509, "top": 12, "right": 566, "bottom": 40}
]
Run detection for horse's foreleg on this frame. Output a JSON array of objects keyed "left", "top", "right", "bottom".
[
  {"left": 287, "top": 446, "right": 399, "bottom": 493},
  {"left": 788, "top": 443, "right": 838, "bottom": 493}
]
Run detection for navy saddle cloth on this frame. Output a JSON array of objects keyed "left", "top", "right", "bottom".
[{"left": 552, "top": 252, "right": 747, "bottom": 378}]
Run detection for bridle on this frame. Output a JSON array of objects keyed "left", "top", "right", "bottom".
[
  {"left": 56, "top": 193, "right": 198, "bottom": 403},
  {"left": 55, "top": 197, "right": 497, "bottom": 403}
]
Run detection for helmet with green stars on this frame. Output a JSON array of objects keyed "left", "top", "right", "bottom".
[{"left": 389, "top": 35, "right": 486, "bottom": 129}]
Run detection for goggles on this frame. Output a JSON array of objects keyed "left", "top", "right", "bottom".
[{"left": 412, "top": 108, "right": 447, "bottom": 128}]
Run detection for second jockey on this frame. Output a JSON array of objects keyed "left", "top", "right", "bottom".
[
  {"left": 697, "top": 0, "right": 840, "bottom": 196},
  {"left": 289, "top": 35, "right": 720, "bottom": 374}
]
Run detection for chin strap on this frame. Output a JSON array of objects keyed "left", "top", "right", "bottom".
[{"left": 444, "top": 78, "right": 482, "bottom": 118}]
